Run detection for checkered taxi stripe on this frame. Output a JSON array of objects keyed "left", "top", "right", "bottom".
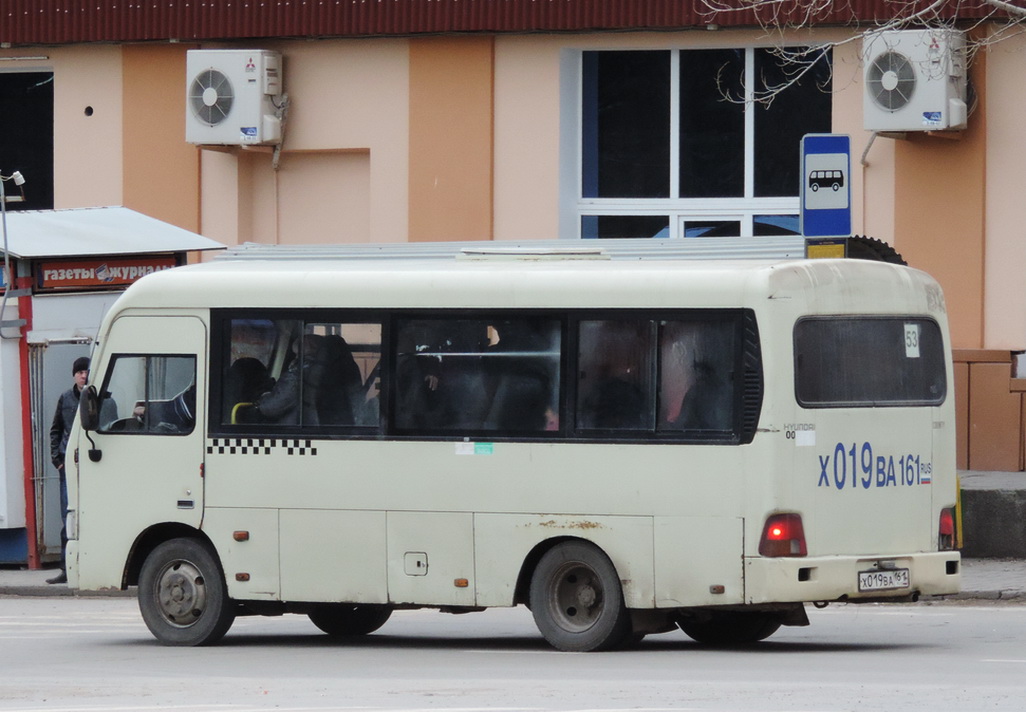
[{"left": 207, "top": 438, "right": 318, "bottom": 456}]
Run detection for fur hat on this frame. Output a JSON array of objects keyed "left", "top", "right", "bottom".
[{"left": 72, "top": 356, "right": 90, "bottom": 375}]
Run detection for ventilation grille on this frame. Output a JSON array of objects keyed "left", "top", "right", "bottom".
[
  {"left": 866, "top": 50, "right": 916, "bottom": 113},
  {"left": 189, "top": 68, "right": 234, "bottom": 126},
  {"left": 740, "top": 309, "right": 764, "bottom": 445}
]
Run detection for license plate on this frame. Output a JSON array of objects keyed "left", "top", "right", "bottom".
[{"left": 858, "top": 568, "right": 910, "bottom": 592}]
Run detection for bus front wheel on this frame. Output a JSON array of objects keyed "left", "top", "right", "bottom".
[
  {"left": 528, "top": 541, "right": 631, "bottom": 652},
  {"left": 308, "top": 604, "right": 392, "bottom": 636},
  {"left": 676, "top": 611, "right": 781, "bottom": 645},
  {"left": 138, "top": 538, "right": 236, "bottom": 646}
]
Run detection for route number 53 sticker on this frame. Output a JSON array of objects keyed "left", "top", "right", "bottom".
[{"left": 905, "top": 323, "right": 920, "bottom": 358}]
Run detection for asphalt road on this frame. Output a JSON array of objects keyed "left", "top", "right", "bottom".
[{"left": 1, "top": 597, "right": 1024, "bottom": 711}]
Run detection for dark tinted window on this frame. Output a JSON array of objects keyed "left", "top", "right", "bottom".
[
  {"left": 394, "top": 316, "right": 561, "bottom": 434},
  {"left": 753, "top": 48, "right": 832, "bottom": 197},
  {"left": 0, "top": 72, "right": 54, "bottom": 210},
  {"left": 794, "top": 317, "right": 946, "bottom": 407},
  {"left": 582, "top": 51, "right": 670, "bottom": 198},
  {"left": 220, "top": 317, "right": 381, "bottom": 428},
  {"left": 679, "top": 49, "right": 745, "bottom": 198},
  {"left": 581, "top": 215, "right": 670, "bottom": 239},
  {"left": 210, "top": 309, "right": 762, "bottom": 444},
  {"left": 576, "top": 315, "right": 753, "bottom": 440}
]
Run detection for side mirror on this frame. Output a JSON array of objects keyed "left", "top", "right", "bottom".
[
  {"left": 79, "top": 385, "right": 100, "bottom": 431},
  {"left": 78, "top": 385, "right": 103, "bottom": 462}
]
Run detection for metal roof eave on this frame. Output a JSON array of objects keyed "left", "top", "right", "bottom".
[
  {"left": 0, "top": 0, "right": 1003, "bottom": 46},
  {"left": 1, "top": 206, "right": 225, "bottom": 259}
]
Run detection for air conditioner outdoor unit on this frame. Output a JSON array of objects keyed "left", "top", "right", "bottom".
[
  {"left": 862, "top": 28, "right": 967, "bottom": 132},
  {"left": 186, "top": 49, "right": 283, "bottom": 145}
]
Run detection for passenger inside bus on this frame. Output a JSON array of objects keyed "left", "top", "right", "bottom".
[
  {"left": 394, "top": 319, "right": 492, "bottom": 430},
  {"left": 672, "top": 360, "right": 732, "bottom": 431},
  {"left": 224, "top": 357, "right": 273, "bottom": 424},
  {"left": 660, "top": 321, "right": 735, "bottom": 432},
  {"left": 255, "top": 334, "right": 322, "bottom": 425},
  {"left": 314, "top": 334, "right": 365, "bottom": 425},
  {"left": 482, "top": 319, "right": 558, "bottom": 432},
  {"left": 577, "top": 320, "right": 652, "bottom": 430}
]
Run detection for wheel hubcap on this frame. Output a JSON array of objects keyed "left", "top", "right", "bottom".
[
  {"left": 155, "top": 560, "right": 206, "bottom": 627},
  {"left": 551, "top": 563, "right": 603, "bottom": 632}
]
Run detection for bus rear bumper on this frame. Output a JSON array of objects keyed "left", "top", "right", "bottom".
[{"left": 744, "top": 551, "right": 961, "bottom": 604}]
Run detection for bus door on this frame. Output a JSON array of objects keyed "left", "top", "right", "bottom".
[{"left": 79, "top": 316, "right": 206, "bottom": 543}]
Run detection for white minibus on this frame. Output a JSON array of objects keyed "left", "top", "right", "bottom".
[{"left": 68, "top": 250, "right": 960, "bottom": 650}]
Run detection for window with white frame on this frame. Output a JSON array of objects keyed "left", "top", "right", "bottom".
[{"left": 576, "top": 47, "right": 831, "bottom": 239}]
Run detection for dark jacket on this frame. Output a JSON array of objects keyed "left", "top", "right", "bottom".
[{"left": 49, "top": 385, "right": 81, "bottom": 468}]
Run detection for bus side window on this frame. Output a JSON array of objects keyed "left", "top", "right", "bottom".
[
  {"left": 222, "top": 318, "right": 383, "bottom": 429},
  {"left": 97, "top": 355, "right": 197, "bottom": 435},
  {"left": 577, "top": 320, "right": 655, "bottom": 431},
  {"left": 308, "top": 322, "right": 382, "bottom": 426},
  {"left": 223, "top": 318, "right": 284, "bottom": 425},
  {"left": 658, "top": 320, "right": 735, "bottom": 432},
  {"left": 394, "top": 317, "right": 560, "bottom": 434},
  {"left": 482, "top": 319, "right": 561, "bottom": 432}
]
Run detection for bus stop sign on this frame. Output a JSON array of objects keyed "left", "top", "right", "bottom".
[{"left": 800, "top": 134, "right": 851, "bottom": 238}]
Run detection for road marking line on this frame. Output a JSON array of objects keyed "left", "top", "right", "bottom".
[{"left": 0, "top": 709, "right": 344, "bottom": 712}]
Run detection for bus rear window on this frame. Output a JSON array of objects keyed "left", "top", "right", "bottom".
[{"left": 794, "top": 317, "right": 946, "bottom": 407}]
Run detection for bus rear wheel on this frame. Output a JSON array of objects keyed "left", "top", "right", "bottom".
[
  {"left": 676, "top": 611, "right": 781, "bottom": 645},
  {"left": 308, "top": 604, "right": 392, "bottom": 636},
  {"left": 528, "top": 541, "right": 631, "bottom": 652},
  {"left": 138, "top": 538, "right": 235, "bottom": 646}
]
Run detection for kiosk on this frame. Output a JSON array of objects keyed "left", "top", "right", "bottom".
[{"left": 0, "top": 207, "right": 223, "bottom": 566}]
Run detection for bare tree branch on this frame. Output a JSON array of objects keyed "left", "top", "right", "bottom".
[{"left": 695, "top": 0, "right": 1025, "bottom": 104}]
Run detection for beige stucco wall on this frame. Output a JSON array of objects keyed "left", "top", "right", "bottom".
[
  {"left": 984, "top": 32, "right": 1026, "bottom": 350},
  {"left": 196, "top": 39, "right": 410, "bottom": 246},
  {"left": 409, "top": 37, "right": 494, "bottom": 242},
  {"left": 51, "top": 45, "right": 124, "bottom": 209},
  {"left": 123, "top": 44, "right": 201, "bottom": 233},
  {"left": 892, "top": 51, "right": 987, "bottom": 350},
  {"left": 494, "top": 35, "right": 564, "bottom": 241}
]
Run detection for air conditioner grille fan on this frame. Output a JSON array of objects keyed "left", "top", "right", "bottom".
[
  {"left": 189, "top": 69, "right": 235, "bottom": 126},
  {"left": 866, "top": 50, "right": 917, "bottom": 112}
]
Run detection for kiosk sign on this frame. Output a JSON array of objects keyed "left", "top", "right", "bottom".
[
  {"left": 36, "top": 255, "right": 179, "bottom": 291},
  {"left": 801, "top": 134, "right": 852, "bottom": 238}
]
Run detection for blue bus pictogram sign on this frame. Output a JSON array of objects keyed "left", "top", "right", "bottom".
[{"left": 801, "top": 134, "right": 852, "bottom": 238}]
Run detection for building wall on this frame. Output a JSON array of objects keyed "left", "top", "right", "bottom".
[
  {"left": 892, "top": 56, "right": 987, "bottom": 351},
  {"left": 983, "top": 32, "right": 1026, "bottom": 351},
  {"left": 123, "top": 44, "right": 201, "bottom": 233},
  {"left": 409, "top": 36, "right": 494, "bottom": 242},
  {"left": 188, "top": 39, "right": 410, "bottom": 246},
  {"left": 494, "top": 35, "right": 564, "bottom": 241},
  {"left": 52, "top": 45, "right": 124, "bottom": 209},
  {"left": 494, "top": 29, "right": 867, "bottom": 242}
]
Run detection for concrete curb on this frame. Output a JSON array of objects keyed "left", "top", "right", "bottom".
[{"left": 960, "top": 470, "right": 1026, "bottom": 559}]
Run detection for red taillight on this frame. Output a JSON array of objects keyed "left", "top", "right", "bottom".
[
  {"left": 759, "top": 513, "right": 807, "bottom": 557},
  {"left": 938, "top": 507, "right": 957, "bottom": 551}
]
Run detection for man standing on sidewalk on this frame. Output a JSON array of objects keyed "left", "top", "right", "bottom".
[{"left": 46, "top": 356, "right": 89, "bottom": 585}]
